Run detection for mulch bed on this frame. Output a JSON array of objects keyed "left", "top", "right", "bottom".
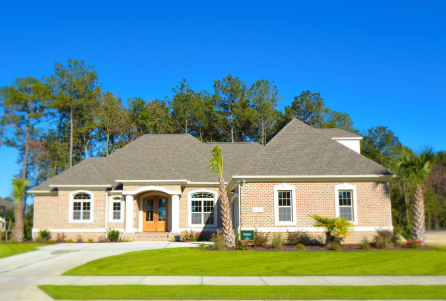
[{"left": 198, "top": 244, "right": 436, "bottom": 252}]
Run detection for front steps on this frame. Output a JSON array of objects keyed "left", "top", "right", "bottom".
[{"left": 134, "top": 231, "right": 177, "bottom": 241}]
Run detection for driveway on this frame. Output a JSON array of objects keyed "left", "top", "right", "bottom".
[
  {"left": 0, "top": 241, "right": 203, "bottom": 301},
  {"left": 425, "top": 230, "right": 446, "bottom": 246}
]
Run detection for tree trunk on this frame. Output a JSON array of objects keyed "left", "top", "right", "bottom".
[
  {"left": 106, "top": 132, "right": 110, "bottom": 156},
  {"left": 230, "top": 114, "right": 234, "bottom": 143},
  {"left": 70, "top": 106, "right": 73, "bottom": 167},
  {"left": 261, "top": 116, "right": 265, "bottom": 146},
  {"left": 14, "top": 201, "right": 25, "bottom": 243},
  {"left": 402, "top": 181, "right": 409, "bottom": 224},
  {"left": 219, "top": 176, "right": 235, "bottom": 247},
  {"left": 412, "top": 186, "right": 425, "bottom": 245}
]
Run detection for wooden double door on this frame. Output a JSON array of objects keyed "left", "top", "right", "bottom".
[{"left": 143, "top": 196, "right": 168, "bottom": 231}]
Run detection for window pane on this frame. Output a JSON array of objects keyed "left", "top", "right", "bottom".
[
  {"left": 83, "top": 211, "right": 90, "bottom": 220},
  {"left": 83, "top": 202, "right": 91, "bottom": 211},
  {"left": 146, "top": 199, "right": 154, "bottom": 221},
  {"left": 74, "top": 193, "right": 91, "bottom": 200},
  {"left": 113, "top": 211, "right": 121, "bottom": 220},
  {"left": 73, "top": 202, "right": 81, "bottom": 211},
  {"left": 204, "top": 212, "right": 214, "bottom": 225},
  {"left": 278, "top": 190, "right": 291, "bottom": 207},
  {"left": 203, "top": 200, "right": 214, "bottom": 213},
  {"left": 191, "top": 200, "right": 202, "bottom": 213},
  {"left": 113, "top": 202, "right": 121, "bottom": 211},
  {"left": 340, "top": 207, "right": 352, "bottom": 221},
  {"left": 73, "top": 211, "right": 81, "bottom": 220},
  {"left": 339, "top": 190, "right": 352, "bottom": 206},
  {"left": 279, "top": 207, "right": 292, "bottom": 222},
  {"left": 192, "top": 213, "right": 202, "bottom": 224},
  {"left": 158, "top": 198, "right": 166, "bottom": 221}
]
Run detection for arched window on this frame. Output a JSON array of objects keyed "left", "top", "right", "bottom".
[
  {"left": 72, "top": 192, "right": 92, "bottom": 221},
  {"left": 190, "top": 192, "right": 215, "bottom": 226}
]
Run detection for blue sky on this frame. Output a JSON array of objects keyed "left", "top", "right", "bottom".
[{"left": 0, "top": 1, "right": 445, "bottom": 198}]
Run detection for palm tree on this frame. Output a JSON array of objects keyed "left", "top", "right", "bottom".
[
  {"left": 310, "top": 215, "right": 353, "bottom": 245},
  {"left": 394, "top": 149, "right": 434, "bottom": 245},
  {"left": 207, "top": 145, "right": 236, "bottom": 247},
  {"left": 12, "top": 178, "right": 30, "bottom": 243}
]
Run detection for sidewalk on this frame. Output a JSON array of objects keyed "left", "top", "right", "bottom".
[{"left": 23, "top": 275, "right": 446, "bottom": 286}]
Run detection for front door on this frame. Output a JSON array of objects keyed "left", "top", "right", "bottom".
[{"left": 143, "top": 196, "right": 168, "bottom": 231}]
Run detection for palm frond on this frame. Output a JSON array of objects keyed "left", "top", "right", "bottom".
[
  {"left": 207, "top": 145, "right": 223, "bottom": 177},
  {"left": 394, "top": 148, "right": 434, "bottom": 187},
  {"left": 11, "top": 178, "right": 31, "bottom": 202}
]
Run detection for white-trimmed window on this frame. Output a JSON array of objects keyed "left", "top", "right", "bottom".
[
  {"left": 274, "top": 184, "right": 297, "bottom": 226},
  {"left": 189, "top": 191, "right": 216, "bottom": 226},
  {"left": 335, "top": 183, "right": 358, "bottom": 225},
  {"left": 109, "top": 196, "right": 124, "bottom": 222},
  {"left": 69, "top": 191, "right": 94, "bottom": 223}
]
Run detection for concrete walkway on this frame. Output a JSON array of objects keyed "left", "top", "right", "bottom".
[{"left": 0, "top": 241, "right": 206, "bottom": 301}]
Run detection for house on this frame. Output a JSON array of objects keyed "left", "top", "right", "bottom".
[
  {"left": 29, "top": 119, "right": 394, "bottom": 242},
  {"left": 0, "top": 197, "right": 13, "bottom": 232}
]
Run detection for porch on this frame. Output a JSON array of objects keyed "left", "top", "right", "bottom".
[{"left": 121, "top": 186, "right": 182, "bottom": 236}]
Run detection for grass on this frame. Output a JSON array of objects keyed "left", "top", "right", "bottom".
[
  {"left": 65, "top": 246, "right": 446, "bottom": 276},
  {"left": 40, "top": 285, "right": 446, "bottom": 300},
  {"left": 0, "top": 243, "right": 46, "bottom": 259}
]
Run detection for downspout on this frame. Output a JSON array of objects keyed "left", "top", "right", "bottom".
[
  {"left": 238, "top": 180, "right": 242, "bottom": 234},
  {"left": 105, "top": 190, "right": 108, "bottom": 240}
]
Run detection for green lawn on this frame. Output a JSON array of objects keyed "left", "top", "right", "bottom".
[
  {"left": 0, "top": 243, "right": 46, "bottom": 259},
  {"left": 65, "top": 247, "right": 446, "bottom": 276},
  {"left": 40, "top": 285, "right": 446, "bottom": 300}
]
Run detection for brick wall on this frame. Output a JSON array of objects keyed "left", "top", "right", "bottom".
[{"left": 240, "top": 181, "right": 392, "bottom": 243}]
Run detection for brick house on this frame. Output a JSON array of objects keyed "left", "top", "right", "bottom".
[{"left": 29, "top": 119, "right": 394, "bottom": 242}]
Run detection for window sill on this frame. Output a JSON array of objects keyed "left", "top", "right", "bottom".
[
  {"left": 68, "top": 220, "right": 93, "bottom": 223},
  {"left": 188, "top": 224, "right": 217, "bottom": 228},
  {"left": 109, "top": 220, "right": 124, "bottom": 223},
  {"left": 274, "top": 222, "right": 297, "bottom": 227}
]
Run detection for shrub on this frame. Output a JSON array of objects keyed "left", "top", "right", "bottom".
[
  {"left": 401, "top": 224, "right": 412, "bottom": 240},
  {"left": 253, "top": 230, "right": 269, "bottom": 247},
  {"left": 198, "top": 243, "right": 208, "bottom": 249},
  {"left": 211, "top": 230, "right": 225, "bottom": 250},
  {"left": 39, "top": 229, "right": 51, "bottom": 241},
  {"left": 392, "top": 227, "right": 401, "bottom": 245},
  {"left": 236, "top": 240, "right": 250, "bottom": 250},
  {"left": 87, "top": 239, "right": 94, "bottom": 243},
  {"left": 67, "top": 239, "right": 73, "bottom": 243},
  {"left": 12, "top": 239, "right": 18, "bottom": 244},
  {"left": 407, "top": 239, "right": 421, "bottom": 249},
  {"left": 76, "top": 234, "right": 83, "bottom": 243},
  {"left": 286, "top": 230, "right": 309, "bottom": 245},
  {"left": 310, "top": 215, "right": 353, "bottom": 245},
  {"left": 107, "top": 229, "right": 120, "bottom": 241},
  {"left": 374, "top": 228, "right": 394, "bottom": 249},
  {"left": 181, "top": 230, "right": 201, "bottom": 242},
  {"left": 45, "top": 239, "right": 54, "bottom": 244},
  {"left": 328, "top": 243, "right": 342, "bottom": 251},
  {"left": 25, "top": 224, "right": 33, "bottom": 241},
  {"left": 34, "top": 236, "right": 43, "bottom": 243},
  {"left": 271, "top": 233, "right": 283, "bottom": 249},
  {"left": 56, "top": 233, "right": 66, "bottom": 242},
  {"left": 295, "top": 243, "right": 305, "bottom": 249},
  {"left": 360, "top": 242, "right": 371, "bottom": 250}
]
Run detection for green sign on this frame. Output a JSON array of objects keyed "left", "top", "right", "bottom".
[{"left": 240, "top": 230, "right": 255, "bottom": 241}]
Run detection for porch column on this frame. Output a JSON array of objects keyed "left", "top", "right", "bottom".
[
  {"left": 125, "top": 195, "right": 134, "bottom": 233},
  {"left": 171, "top": 194, "right": 180, "bottom": 233}
]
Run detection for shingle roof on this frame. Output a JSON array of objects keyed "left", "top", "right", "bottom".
[
  {"left": 235, "top": 119, "right": 392, "bottom": 177},
  {"left": 0, "top": 197, "right": 13, "bottom": 208},
  {"left": 316, "top": 128, "right": 362, "bottom": 138},
  {"left": 29, "top": 119, "right": 392, "bottom": 192}
]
